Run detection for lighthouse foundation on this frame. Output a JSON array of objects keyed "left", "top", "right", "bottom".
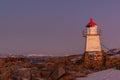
[{"left": 83, "top": 51, "right": 107, "bottom": 69}]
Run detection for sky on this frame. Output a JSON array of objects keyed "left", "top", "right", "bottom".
[{"left": 0, "top": 0, "right": 120, "bottom": 56}]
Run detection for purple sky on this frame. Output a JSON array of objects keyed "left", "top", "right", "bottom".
[{"left": 0, "top": 0, "right": 120, "bottom": 56}]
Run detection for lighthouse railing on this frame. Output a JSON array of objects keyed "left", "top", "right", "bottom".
[
  {"left": 82, "top": 29, "right": 87, "bottom": 37},
  {"left": 82, "top": 29, "right": 102, "bottom": 37}
]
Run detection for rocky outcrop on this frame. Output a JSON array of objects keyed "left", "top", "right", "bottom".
[{"left": 0, "top": 53, "right": 119, "bottom": 80}]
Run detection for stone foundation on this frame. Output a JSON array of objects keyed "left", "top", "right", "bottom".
[{"left": 83, "top": 50, "right": 107, "bottom": 69}]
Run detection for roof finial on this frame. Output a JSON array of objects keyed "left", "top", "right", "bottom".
[
  {"left": 90, "top": 18, "right": 93, "bottom": 22},
  {"left": 86, "top": 18, "right": 97, "bottom": 27}
]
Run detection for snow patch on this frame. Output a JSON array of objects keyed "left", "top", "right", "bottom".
[{"left": 76, "top": 69, "right": 120, "bottom": 80}]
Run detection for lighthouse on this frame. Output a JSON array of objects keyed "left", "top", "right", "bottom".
[{"left": 83, "top": 18, "right": 104, "bottom": 68}]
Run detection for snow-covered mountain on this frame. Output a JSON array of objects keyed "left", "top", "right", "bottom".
[{"left": 107, "top": 48, "right": 120, "bottom": 55}]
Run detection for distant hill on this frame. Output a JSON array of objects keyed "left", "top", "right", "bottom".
[{"left": 107, "top": 48, "right": 120, "bottom": 55}]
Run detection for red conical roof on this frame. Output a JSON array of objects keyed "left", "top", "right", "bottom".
[{"left": 86, "top": 18, "right": 97, "bottom": 27}]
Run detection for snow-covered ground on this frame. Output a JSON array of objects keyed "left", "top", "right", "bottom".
[{"left": 76, "top": 69, "right": 120, "bottom": 80}]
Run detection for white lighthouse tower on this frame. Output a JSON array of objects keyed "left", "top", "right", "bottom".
[
  {"left": 83, "top": 18, "right": 104, "bottom": 68},
  {"left": 85, "top": 18, "right": 101, "bottom": 52}
]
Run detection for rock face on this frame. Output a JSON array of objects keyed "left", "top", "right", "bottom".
[{"left": 0, "top": 55, "right": 86, "bottom": 80}]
